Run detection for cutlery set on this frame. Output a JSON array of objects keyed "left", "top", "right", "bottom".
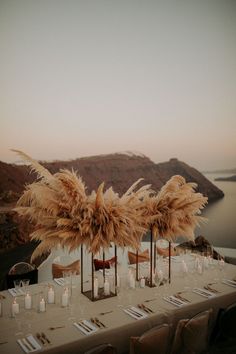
[
  {"left": 36, "top": 332, "right": 51, "bottom": 345},
  {"left": 73, "top": 320, "right": 98, "bottom": 335},
  {"left": 222, "top": 279, "right": 236, "bottom": 288},
  {"left": 124, "top": 306, "right": 148, "bottom": 320},
  {"left": 17, "top": 335, "right": 42, "bottom": 353},
  {"left": 90, "top": 317, "right": 106, "bottom": 328},
  {"left": 137, "top": 303, "right": 154, "bottom": 313},
  {"left": 163, "top": 296, "right": 186, "bottom": 307},
  {"left": 8, "top": 288, "right": 25, "bottom": 297},
  {"left": 192, "top": 288, "right": 215, "bottom": 298}
]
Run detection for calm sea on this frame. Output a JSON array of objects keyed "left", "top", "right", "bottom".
[{"left": 195, "top": 173, "right": 236, "bottom": 249}]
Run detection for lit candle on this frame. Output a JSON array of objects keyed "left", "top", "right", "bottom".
[
  {"left": 47, "top": 287, "right": 55, "bottom": 304},
  {"left": 140, "top": 277, "right": 145, "bottom": 288},
  {"left": 94, "top": 278, "right": 98, "bottom": 298},
  {"left": 181, "top": 260, "right": 188, "bottom": 273},
  {"left": 39, "top": 298, "right": 46, "bottom": 312},
  {"left": 61, "top": 288, "right": 69, "bottom": 307},
  {"left": 24, "top": 293, "right": 32, "bottom": 310},
  {"left": 12, "top": 298, "right": 19, "bottom": 316},
  {"left": 104, "top": 279, "right": 110, "bottom": 296}
]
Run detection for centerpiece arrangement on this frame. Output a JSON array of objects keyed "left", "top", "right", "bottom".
[{"left": 13, "top": 150, "right": 208, "bottom": 300}]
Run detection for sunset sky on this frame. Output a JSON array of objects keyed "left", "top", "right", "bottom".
[{"left": 0, "top": 0, "right": 235, "bottom": 170}]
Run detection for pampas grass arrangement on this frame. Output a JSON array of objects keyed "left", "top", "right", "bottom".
[
  {"left": 13, "top": 150, "right": 207, "bottom": 262},
  {"left": 12, "top": 150, "right": 151, "bottom": 261},
  {"left": 143, "top": 175, "right": 208, "bottom": 241}
]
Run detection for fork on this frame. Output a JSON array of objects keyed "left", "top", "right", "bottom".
[
  {"left": 36, "top": 333, "right": 46, "bottom": 346},
  {"left": 94, "top": 317, "right": 106, "bottom": 328},
  {"left": 41, "top": 332, "right": 51, "bottom": 344}
]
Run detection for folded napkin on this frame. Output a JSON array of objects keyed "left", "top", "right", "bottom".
[
  {"left": 222, "top": 279, "right": 236, "bottom": 288},
  {"left": 163, "top": 296, "right": 185, "bottom": 307},
  {"left": 193, "top": 288, "right": 215, "bottom": 298},
  {"left": 73, "top": 320, "right": 98, "bottom": 335},
  {"left": 8, "top": 288, "right": 25, "bottom": 297},
  {"left": 54, "top": 278, "right": 66, "bottom": 286},
  {"left": 124, "top": 306, "right": 147, "bottom": 320},
  {"left": 17, "top": 335, "right": 41, "bottom": 353}
]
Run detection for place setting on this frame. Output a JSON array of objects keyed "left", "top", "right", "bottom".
[{"left": 123, "top": 306, "right": 148, "bottom": 320}]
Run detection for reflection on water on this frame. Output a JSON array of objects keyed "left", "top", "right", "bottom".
[{"left": 195, "top": 173, "right": 236, "bottom": 249}]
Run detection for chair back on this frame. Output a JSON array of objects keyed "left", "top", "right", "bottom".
[
  {"left": 130, "top": 323, "right": 171, "bottom": 354},
  {"left": 52, "top": 256, "right": 80, "bottom": 278},
  {"left": 6, "top": 262, "right": 38, "bottom": 288},
  {"left": 171, "top": 309, "right": 213, "bottom": 354},
  {"left": 84, "top": 343, "right": 117, "bottom": 354}
]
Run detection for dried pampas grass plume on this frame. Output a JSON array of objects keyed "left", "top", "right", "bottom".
[
  {"left": 144, "top": 175, "right": 208, "bottom": 242},
  {"left": 13, "top": 150, "right": 152, "bottom": 259}
]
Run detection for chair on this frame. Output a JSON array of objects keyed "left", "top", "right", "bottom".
[
  {"left": 171, "top": 309, "right": 213, "bottom": 354},
  {"left": 52, "top": 255, "right": 80, "bottom": 278},
  {"left": 6, "top": 262, "right": 38, "bottom": 289},
  {"left": 210, "top": 303, "right": 236, "bottom": 352},
  {"left": 84, "top": 343, "right": 117, "bottom": 354},
  {"left": 128, "top": 249, "right": 149, "bottom": 264},
  {"left": 129, "top": 323, "right": 171, "bottom": 354}
]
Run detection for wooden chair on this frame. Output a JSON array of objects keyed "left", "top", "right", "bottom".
[
  {"left": 84, "top": 343, "right": 117, "bottom": 354},
  {"left": 129, "top": 323, "right": 171, "bottom": 354}
]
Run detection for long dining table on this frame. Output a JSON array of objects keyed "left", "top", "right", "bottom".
[{"left": 0, "top": 257, "right": 236, "bottom": 354}]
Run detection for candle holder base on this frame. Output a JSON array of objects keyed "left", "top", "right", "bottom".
[
  {"left": 145, "top": 278, "right": 156, "bottom": 288},
  {"left": 82, "top": 288, "right": 117, "bottom": 302}
]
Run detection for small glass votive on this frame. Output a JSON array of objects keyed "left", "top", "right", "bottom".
[
  {"left": 61, "top": 287, "right": 69, "bottom": 307},
  {"left": 38, "top": 297, "right": 46, "bottom": 312},
  {"left": 47, "top": 285, "right": 55, "bottom": 304}
]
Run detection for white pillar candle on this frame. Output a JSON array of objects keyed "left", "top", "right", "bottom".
[
  {"left": 94, "top": 278, "right": 98, "bottom": 298},
  {"left": 104, "top": 279, "right": 110, "bottom": 296},
  {"left": 140, "top": 277, "right": 145, "bottom": 288},
  {"left": 181, "top": 260, "right": 188, "bottom": 273},
  {"left": 24, "top": 293, "right": 32, "bottom": 310},
  {"left": 61, "top": 288, "right": 69, "bottom": 307},
  {"left": 129, "top": 274, "right": 135, "bottom": 289},
  {"left": 39, "top": 298, "right": 46, "bottom": 312},
  {"left": 12, "top": 299, "right": 19, "bottom": 316},
  {"left": 47, "top": 287, "right": 55, "bottom": 304}
]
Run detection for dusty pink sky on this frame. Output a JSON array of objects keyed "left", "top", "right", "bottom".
[{"left": 0, "top": 0, "right": 235, "bottom": 170}]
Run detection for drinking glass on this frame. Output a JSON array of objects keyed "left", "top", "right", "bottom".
[
  {"left": 13, "top": 279, "right": 22, "bottom": 293},
  {"left": 21, "top": 279, "right": 30, "bottom": 294}
]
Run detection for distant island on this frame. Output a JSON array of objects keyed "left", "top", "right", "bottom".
[{"left": 215, "top": 175, "right": 236, "bottom": 182}]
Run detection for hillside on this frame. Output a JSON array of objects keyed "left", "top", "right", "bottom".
[
  {"left": 0, "top": 153, "right": 224, "bottom": 203},
  {"left": 215, "top": 175, "right": 236, "bottom": 182}
]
